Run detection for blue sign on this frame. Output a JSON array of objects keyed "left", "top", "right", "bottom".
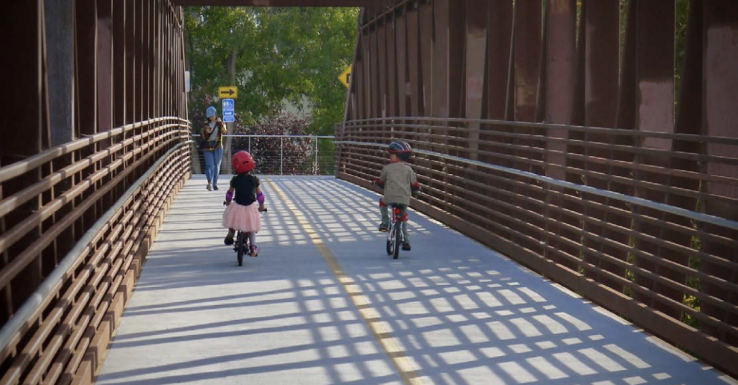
[
  {"left": 222, "top": 99, "right": 235, "bottom": 111},
  {"left": 222, "top": 99, "right": 235, "bottom": 122}
]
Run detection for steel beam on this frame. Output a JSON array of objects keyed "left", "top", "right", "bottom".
[
  {"left": 98, "top": 0, "right": 114, "bottom": 133},
  {"left": 0, "top": 0, "right": 47, "bottom": 326},
  {"left": 465, "top": 0, "right": 487, "bottom": 160},
  {"left": 406, "top": 3, "right": 421, "bottom": 116},
  {"left": 377, "top": 21, "right": 388, "bottom": 118},
  {"left": 126, "top": 0, "right": 136, "bottom": 125},
  {"left": 113, "top": 0, "right": 126, "bottom": 128},
  {"left": 431, "top": 0, "right": 450, "bottom": 119},
  {"left": 629, "top": 0, "right": 678, "bottom": 316},
  {"left": 362, "top": 31, "right": 372, "bottom": 119},
  {"left": 174, "top": 0, "right": 387, "bottom": 5},
  {"left": 585, "top": 0, "right": 619, "bottom": 128},
  {"left": 46, "top": 0, "right": 75, "bottom": 146},
  {"left": 701, "top": 0, "right": 738, "bottom": 345},
  {"left": 419, "top": 2, "right": 432, "bottom": 116},
  {"left": 76, "top": 0, "right": 98, "bottom": 137},
  {"left": 485, "top": 0, "right": 512, "bottom": 121},
  {"left": 395, "top": 6, "right": 408, "bottom": 117},
  {"left": 370, "top": 24, "right": 380, "bottom": 118},
  {"left": 513, "top": 0, "right": 541, "bottom": 122},
  {"left": 386, "top": 15, "right": 398, "bottom": 118}
]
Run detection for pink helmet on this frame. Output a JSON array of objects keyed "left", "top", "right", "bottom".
[{"left": 232, "top": 151, "right": 255, "bottom": 173}]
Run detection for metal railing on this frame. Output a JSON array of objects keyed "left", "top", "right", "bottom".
[
  {"left": 336, "top": 117, "right": 738, "bottom": 378},
  {"left": 0, "top": 119, "right": 191, "bottom": 384},
  {"left": 192, "top": 134, "right": 337, "bottom": 176}
]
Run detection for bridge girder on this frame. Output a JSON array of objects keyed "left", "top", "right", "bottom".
[{"left": 173, "top": 0, "right": 386, "bottom": 6}]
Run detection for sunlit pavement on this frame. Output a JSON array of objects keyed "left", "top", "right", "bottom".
[{"left": 97, "top": 175, "right": 734, "bottom": 385}]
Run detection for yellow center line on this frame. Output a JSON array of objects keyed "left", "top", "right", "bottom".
[{"left": 266, "top": 178, "right": 424, "bottom": 385}]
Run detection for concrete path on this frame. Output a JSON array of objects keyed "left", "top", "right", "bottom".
[{"left": 98, "top": 175, "right": 734, "bottom": 385}]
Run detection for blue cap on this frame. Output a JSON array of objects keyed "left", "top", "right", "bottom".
[{"left": 206, "top": 106, "right": 217, "bottom": 118}]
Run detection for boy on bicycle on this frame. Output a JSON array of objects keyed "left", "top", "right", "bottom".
[{"left": 374, "top": 141, "right": 421, "bottom": 251}]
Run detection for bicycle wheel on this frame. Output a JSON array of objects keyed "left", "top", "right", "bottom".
[
  {"left": 386, "top": 223, "right": 395, "bottom": 256},
  {"left": 236, "top": 232, "right": 245, "bottom": 266},
  {"left": 393, "top": 221, "right": 401, "bottom": 259}
]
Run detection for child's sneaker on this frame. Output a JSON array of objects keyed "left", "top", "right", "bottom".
[
  {"left": 250, "top": 245, "right": 259, "bottom": 257},
  {"left": 402, "top": 241, "right": 411, "bottom": 251},
  {"left": 224, "top": 232, "right": 234, "bottom": 245},
  {"left": 378, "top": 222, "right": 389, "bottom": 232}
]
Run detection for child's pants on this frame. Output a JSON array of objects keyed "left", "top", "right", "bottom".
[{"left": 380, "top": 204, "right": 409, "bottom": 242}]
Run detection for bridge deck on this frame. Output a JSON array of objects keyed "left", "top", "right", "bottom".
[{"left": 98, "top": 175, "right": 731, "bottom": 385}]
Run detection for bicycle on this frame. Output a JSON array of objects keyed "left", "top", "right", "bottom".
[
  {"left": 226, "top": 206, "right": 267, "bottom": 266},
  {"left": 385, "top": 204, "right": 407, "bottom": 259}
]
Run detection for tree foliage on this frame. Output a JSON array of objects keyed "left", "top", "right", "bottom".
[
  {"left": 231, "top": 113, "right": 322, "bottom": 175},
  {"left": 184, "top": 7, "right": 358, "bottom": 134}
]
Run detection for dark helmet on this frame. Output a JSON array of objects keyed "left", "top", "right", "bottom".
[
  {"left": 387, "top": 141, "right": 413, "bottom": 161},
  {"left": 232, "top": 151, "right": 255, "bottom": 173}
]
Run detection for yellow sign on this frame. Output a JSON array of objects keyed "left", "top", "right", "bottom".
[
  {"left": 338, "top": 66, "right": 352, "bottom": 89},
  {"left": 218, "top": 86, "right": 238, "bottom": 99}
]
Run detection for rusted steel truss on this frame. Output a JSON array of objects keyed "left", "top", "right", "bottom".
[
  {"left": 0, "top": 0, "right": 190, "bottom": 383},
  {"left": 340, "top": 0, "right": 738, "bottom": 378},
  {"left": 174, "top": 0, "right": 388, "bottom": 5}
]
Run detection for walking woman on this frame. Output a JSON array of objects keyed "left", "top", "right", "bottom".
[{"left": 200, "top": 106, "right": 227, "bottom": 191}]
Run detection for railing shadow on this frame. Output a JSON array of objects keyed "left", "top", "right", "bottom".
[{"left": 96, "top": 175, "right": 732, "bottom": 385}]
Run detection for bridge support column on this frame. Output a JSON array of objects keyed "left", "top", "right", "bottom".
[
  {"left": 45, "top": 0, "right": 75, "bottom": 146},
  {"left": 701, "top": 0, "right": 738, "bottom": 346}
]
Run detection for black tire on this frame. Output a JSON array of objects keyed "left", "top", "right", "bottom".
[
  {"left": 236, "top": 232, "right": 245, "bottom": 266},
  {"left": 386, "top": 225, "right": 395, "bottom": 256},
  {"left": 393, "top": 223, "right": 401, "bottom": 259}
]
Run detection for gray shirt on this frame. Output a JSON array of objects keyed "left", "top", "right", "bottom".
[
  {"left": 379, "top": 162, "right": 418, "bottom": 206},
  {"left": 208, "top": 121, "right": 219, "bottom": 141}
]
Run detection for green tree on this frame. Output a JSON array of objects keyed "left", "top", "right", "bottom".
[{"left": 184, "top": 7, "right": 358, "bottom": 133}]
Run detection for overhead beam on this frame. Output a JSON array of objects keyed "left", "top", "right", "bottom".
[{"left": 173, "top": 0, "right": 383, "bottom": 6}]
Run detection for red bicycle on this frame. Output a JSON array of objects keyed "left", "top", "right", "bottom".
[{"left": 385, "top": 204, "right": 407, "bottom": 259}]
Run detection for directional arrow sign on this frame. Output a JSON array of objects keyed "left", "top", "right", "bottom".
[
  {"left": 218, "top": 86, "right": 238, "bottom": 99},
  {"left": 338, "top": 65, "right": 352, "bottom": 89}
]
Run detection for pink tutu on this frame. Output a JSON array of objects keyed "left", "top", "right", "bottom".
[{"left": 222, "top": 202, "right": 261, "bottom": 232}]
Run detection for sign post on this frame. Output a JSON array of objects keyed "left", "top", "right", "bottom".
[{"left": 222, "top": 98, "right": 236, "bottom": 173}]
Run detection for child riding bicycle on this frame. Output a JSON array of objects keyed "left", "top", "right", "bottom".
[
  {"left": 222, "top": 151, "right": 266, "bottom": 256},
  {"left": 374, "top": 141, "right": 421, "bottom": 251}
]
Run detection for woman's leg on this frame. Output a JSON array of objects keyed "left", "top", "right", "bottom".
[
  {"left": 212, "top": 147, "right": 224, "bottom": 188},
  {"left": 203, "top": 150, "right": 214, "bottom": 187}
]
